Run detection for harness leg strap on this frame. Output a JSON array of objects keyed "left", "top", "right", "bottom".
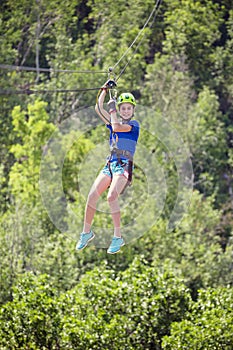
[
  {"left": 107, "top": 148, "right": 134, "bottom": 194},
  {"left": 119, "top": 160, "right": 133, "bottom": 195}
]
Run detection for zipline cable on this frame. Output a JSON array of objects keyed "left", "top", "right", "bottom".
[
  {"left": 0, "top": 65, "right": 107, "bottom": 94},
  {"left": 0, "top": 1, "right": 162, "bottom": 95},
  {"left": 0, "top": 87, "right": 104, "bottom": 95},
  {"left": 0, "top": 64, "right": 106, "bottom": 74},
  {"left": 96, "top": 1, "right": 162, "bottom": 124},
  {"left": 114, "top": 0, "right": 163, "bottom": 81}
]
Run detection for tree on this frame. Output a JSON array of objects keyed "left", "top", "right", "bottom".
[
  {"left": 9, "top": 99, "right": 55, "bottom": 204},
  {"left": 0, "top": 259, "right": 192, "bottom": 349},
  {"left": 0, "top": 273, "right": 62, "bottom": 350},
  {"left": 162, "top": 287, "right": 233, "bottom": 349},
  {"left": 163, "top": 0, "right": 223, "bottom": 87}
]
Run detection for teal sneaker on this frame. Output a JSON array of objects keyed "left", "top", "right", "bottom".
[
  {"left": 76, "top": 231, "right": 95, "bottom": 251},
  {"left": 107, "top": 237, "right": 125, "bottom": 254}
]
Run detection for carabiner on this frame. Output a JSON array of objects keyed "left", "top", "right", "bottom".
[
  {"left": 106, "top": 80, "right": 117, "bottom": 89},
  {"left": 107, "top": 68, "right": 118, "bottom": 100}
]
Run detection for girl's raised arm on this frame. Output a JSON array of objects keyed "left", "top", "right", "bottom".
[{"left": 95, "top": 83, "right": 111, "bottom": 125}]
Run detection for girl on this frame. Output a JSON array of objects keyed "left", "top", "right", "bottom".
[{"left": 76, "top": 81, "right": 140, "bottom": 254}]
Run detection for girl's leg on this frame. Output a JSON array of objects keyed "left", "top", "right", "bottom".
[
  {"left": 83, "top": 173, "right": 111, "bottom": 232},
  {"left": 107, "top": 175, "right": 128, "bottom": 237}
]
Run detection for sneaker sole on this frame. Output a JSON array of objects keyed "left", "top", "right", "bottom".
[
  {"left": 107, "top": 241, "right": 125, "bottom": 254},
  {"left": 76, "top": 233, "right": 95, "bottom": 251}
]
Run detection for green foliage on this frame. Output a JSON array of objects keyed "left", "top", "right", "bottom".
[
  {"left": 9, "top": 100, "right": 55, "bottom": 204},
  {"left": 62, "top": 131, "right": 96, "bottom": 198},
  {"left": 0, "top": 260, "right": 191, "bottom": 349},
  {"left": 144, "top": 191, "right": 233, "bottom": 296},
  {"left": 0, "top": 273, "right": 62, "bottom": 350},
  {"left": 162, "top": 287, "right": 233, "bottom": 349},
  {"left": 143, "top": 54, "right": 192, "bottom": 122},
  {"left": 188, "top": 86, "right": 227, "bottom": 198},
  {"left": 163, "top": 0, "right": 223, "bottom": 85}
]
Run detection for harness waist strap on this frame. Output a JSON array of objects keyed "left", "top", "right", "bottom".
[{"left": 110, "top": 147, "right": 133, "bottom": 161}]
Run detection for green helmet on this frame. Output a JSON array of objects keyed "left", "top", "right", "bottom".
[{"left": 117, "top": 92, "right": 136, "bottom": 106}]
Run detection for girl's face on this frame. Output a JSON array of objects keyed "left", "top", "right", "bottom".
[{"left": 119, "top": 103, "right": 134, "bottom": 119}]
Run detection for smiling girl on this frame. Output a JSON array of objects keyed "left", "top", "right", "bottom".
[{"left": 76, "top": 81, "right": 140, "bottom": 254}]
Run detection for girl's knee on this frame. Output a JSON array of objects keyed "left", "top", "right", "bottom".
[
  {"left": 107, "top": 190, "right": 118, "bottom": 203},
  {"left": 87, "top": 189, "right": 99, "bottom": 206}
]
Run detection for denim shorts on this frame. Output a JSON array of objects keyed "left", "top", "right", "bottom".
[{"left": 102, "top": 160, "right": 130, "bottom": 179}]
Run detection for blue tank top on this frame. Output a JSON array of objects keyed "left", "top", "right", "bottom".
[{"left": 106, "top": 120, "right": 140, "bottom": 161}]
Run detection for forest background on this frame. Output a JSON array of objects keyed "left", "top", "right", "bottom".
[{"left": 0, "top": 0, "right": 233, "bottom": 349}]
